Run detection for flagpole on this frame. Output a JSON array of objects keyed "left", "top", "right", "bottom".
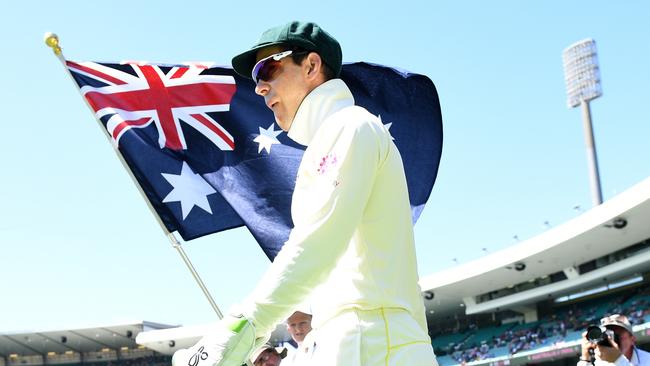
[
  {"left": 168, "top": 233, "right": 223, "bottom": 318},
  {"left": 44, "top": 32, "right": 223, "bottom": 320}
]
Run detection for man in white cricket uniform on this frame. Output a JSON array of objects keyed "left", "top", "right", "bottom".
[{"left": 172, "top": 21, "right": 437, "bottom": 366}]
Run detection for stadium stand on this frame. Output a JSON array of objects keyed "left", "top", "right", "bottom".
[
  {"left": 0, "top": 323, "right": 174, "bottom": 366},
  {"left": 416, "top": 178, "right": 650, "bottom": 366},
  {"left": 430, "top": 280, "right": 650, "bottom": 365}
]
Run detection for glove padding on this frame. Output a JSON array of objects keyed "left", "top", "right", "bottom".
[{"left": 172, "top": 314, "right": 261, "bottom": 366}]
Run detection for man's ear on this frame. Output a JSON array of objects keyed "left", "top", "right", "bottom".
[{"left": 305, "top": 52, "right": 323, "bottom": 79}]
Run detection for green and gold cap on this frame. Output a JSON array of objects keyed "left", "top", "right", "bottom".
[{"left": 232, "top": 21, "right": 342, "bottom": 79}]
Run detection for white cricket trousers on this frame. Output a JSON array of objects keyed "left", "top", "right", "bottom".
[{"left": 307, "top": 307, "right": 438, "bottom": 366}]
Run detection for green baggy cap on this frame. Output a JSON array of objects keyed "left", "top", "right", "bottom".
[{"left": 231, "top": 21, "right": 342, "bottom": 79}]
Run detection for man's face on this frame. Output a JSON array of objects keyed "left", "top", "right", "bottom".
[
  {"left": 286, "top": 311, "right": 312, "bottom": 344},
  {"left": 607, "top": 326, "right": 635, "bottom": 355},
  {"left": 253, "top": 349, "right": 282, "bottom": 366},
  {"left": 254, "top": 45, "right": 313, "bottom": 132}
]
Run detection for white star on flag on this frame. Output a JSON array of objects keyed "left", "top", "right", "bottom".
[
  {"left": 254, "top": 123, "right": 283, "bottom": 154},
  {"left": 378, "top": 115, "right": 395, "bottom": 141},
  {"left": 161, "top": 161, "right": 216, "bottom": 220}
]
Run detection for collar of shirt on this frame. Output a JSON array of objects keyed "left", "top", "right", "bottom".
[
  {"left": 631, "top": 347, "right": 639, "bottom": 366},
  {"left": 287, "top": 78, "right": 354, "bottom": 146},
  {"left": 609, "top": 347, "right": 641, "bottom": 366}
]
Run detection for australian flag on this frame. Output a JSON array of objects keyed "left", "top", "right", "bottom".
[{"left": 65, "top": 60, "right": 443, "bottom": 260}]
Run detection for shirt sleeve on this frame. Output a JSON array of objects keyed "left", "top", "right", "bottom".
[{"left": 240, "top": 117, "right": 387, "bottom": 337}]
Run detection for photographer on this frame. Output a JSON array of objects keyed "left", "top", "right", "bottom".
[{"left": 579, "top": 314, "right": 650, "bottom": 366}]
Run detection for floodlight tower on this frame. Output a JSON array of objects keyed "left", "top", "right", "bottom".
[{"left": 563, "top": 38, "right": 603, "bottom": 206}]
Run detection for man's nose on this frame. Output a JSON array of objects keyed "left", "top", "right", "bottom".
[{"left": 255, "top": 80, "right": 269, "bottom": 96}]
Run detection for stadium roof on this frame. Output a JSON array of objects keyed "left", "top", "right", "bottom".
[
  {"left": 419, "top": 177, "right": 650, "bottom": 321},
  {"left": 0, "top": 322, "right": 176, "bottom": 357},
  {"left": 134, "top": 321, "right": 289, "bottom": 355},
  {"left": 135, "top": 322, "right": 214, "bottom": 355}
]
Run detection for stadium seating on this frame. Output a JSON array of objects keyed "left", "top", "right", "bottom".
[
  {"left": 431, "top": 284, "right": 650, "bottom": 364},
  {"left": 45, "top": 355, "right": 170, "bottom": 366},
  {"left": 431, "top": 331, "right": 471, "bottom": 353},
  {"left": 436, "top": 355, "right": 457, "bottom": 366}
]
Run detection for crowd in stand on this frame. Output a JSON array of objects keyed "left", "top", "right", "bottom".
[
  {"left": 105, "top": 355, "right": 171, "bottom": 366},
  {"left": 439, "top": 287, "right": 650, "bottom": 364},
  {"left": 450, "top": 342, "right": 495, "bottom": 363}
]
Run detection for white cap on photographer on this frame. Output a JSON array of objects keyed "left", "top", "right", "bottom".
[{"left": 601, "top": 314, "right": 634, "bottom": 335}]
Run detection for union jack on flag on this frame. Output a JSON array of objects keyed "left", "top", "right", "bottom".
[
  {"left": 66, "top": 61, "right": 236, "bottom": 151},
  {"left": 65, "top": 60, "right": 442, "bottom": 261}
]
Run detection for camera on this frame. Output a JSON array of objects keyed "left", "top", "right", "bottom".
[{"left": 586, "top": 325, "right": 620, "bottom": 347}]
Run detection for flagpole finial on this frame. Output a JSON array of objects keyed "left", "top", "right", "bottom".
[{"left": 44, "top": 32, "right": 62, "bottom": 56}]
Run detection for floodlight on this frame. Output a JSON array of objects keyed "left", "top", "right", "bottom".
[
  {"left": 563, "top": 39, "right": 602, "bottom": 108},
  {"left": 562, "top": 38, "right": 604, "bottom": 206}
]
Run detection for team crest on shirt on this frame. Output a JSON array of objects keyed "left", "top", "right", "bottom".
[{"left": 317, "top": 153, "right": 338, "bottom": 175}]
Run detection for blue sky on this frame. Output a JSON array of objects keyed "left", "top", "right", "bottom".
[{"left": 1, "top": 1, "right": 648, "bottom": 332}]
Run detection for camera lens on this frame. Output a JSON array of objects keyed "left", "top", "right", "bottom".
[{"left": 586, "top": 325, "right": 603, "bottom": 341}]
